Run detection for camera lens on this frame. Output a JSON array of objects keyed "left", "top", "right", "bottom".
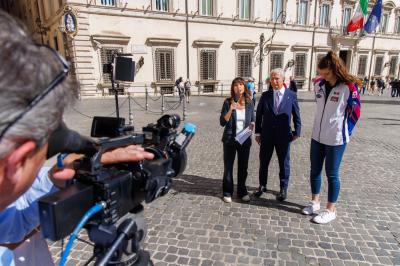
[{"left": 157, "top": 114, "right": 180, "bottom": 129}]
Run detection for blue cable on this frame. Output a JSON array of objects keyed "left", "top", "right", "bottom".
[{"left": 59, "top": 203, "right": 105, "bottom": 266}]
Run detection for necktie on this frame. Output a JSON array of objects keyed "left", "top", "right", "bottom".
[{"left": 275, "top": 91, "right": 281, "bottom": 113}]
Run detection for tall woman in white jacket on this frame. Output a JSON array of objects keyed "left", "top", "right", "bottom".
[{"left": 302, "top": 51, "right": 361, "bottom": 224}]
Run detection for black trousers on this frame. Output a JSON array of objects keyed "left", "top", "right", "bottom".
[
  {"left": 258, "top": 132, "right": 291, "bottom": 190},
  {"left": 222, "top": 138, "right": 251, "bottom": 197}
]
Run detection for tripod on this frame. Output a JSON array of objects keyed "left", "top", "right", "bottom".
[{"left": 86, "top": 206, "right": 154, "bottom": 266}]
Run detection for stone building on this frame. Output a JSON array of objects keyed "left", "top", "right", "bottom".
[{"left": 8, "top": 0, "right": 400, "bottom": 97}]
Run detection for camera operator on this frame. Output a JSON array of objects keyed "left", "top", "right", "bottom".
[{"left": 0, "top": 11, "right": 153, "bottom": 265}]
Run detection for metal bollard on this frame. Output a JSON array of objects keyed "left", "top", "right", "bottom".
[
  {"left": 128, "top": 94, "right": 133, "bottom": 125},
  {"left": 145, "top": 84, "right": 148, "bottom": 111},
  {"left": 221, "top": 84, "right": 224, "bottom": 97},
  {"left": 183, "top": 92, "right": 186, "bottom": 121},
  {"left": 161, "top": 93, "right": 164, "bottom": 114}
]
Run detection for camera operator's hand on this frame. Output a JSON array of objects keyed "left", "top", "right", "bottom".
[
  {"left": 100, "top": 145, "right": 154, "bottom": 164},
  {"left": 48, "top": 145, "right": 154, "bottom": 188}
]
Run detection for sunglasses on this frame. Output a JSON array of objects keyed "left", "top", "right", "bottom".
[{"left": 0, "top": 44, "right": 69, "bottom": 141}]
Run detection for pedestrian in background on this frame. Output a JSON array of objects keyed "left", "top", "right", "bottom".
[
  {"left": 184, "top": 79, "right": 191, "bottom": 103},
  {"left": 289, "top": 76, "right": 298, "bottom": 93},
  {"left": 220, "top": 77, "right": 255, "bottom": 203},
  {"left": 302, "top": 51, "right": 361, "bottom": 224},
  {"left": 247, "top": 77, "right": 256, "bottom": 107}
]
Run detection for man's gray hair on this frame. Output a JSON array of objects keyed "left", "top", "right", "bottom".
[
  {"left": 270, "top": 68, "right": 284, "bottom": 78},
  {"left": 0, "top": 11, "right": 77, "bottom": 158}
]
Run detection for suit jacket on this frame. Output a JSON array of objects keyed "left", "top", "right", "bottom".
[
  {"left": 255, "top": 89, "right": 301, "bottom": 142},
  {"left": 220, "top": 98, "right": 255, "bottom": 144}
]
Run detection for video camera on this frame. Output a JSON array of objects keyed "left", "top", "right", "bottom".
[{"left": 39, "top": 114, "right": 196, "bottom": 266}]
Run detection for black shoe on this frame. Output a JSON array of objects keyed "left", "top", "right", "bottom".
[
  {"left": 253, "top": 186, "right": 267, "bottom": 197},
  {"left": 277, "top": 189, "right": 287, "bottom": 202}
]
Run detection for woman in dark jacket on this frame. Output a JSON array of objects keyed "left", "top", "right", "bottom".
[{"left": 220, "top": 77, "right": 255, "bottom": 203}]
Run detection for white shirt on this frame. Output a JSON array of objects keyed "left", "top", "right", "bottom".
[{"left": 235, "top": 108, "right": 245, "bottom": 135}]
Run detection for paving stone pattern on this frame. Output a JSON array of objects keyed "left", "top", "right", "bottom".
[{"left": 49, "top": 94, "right": 400, "bottom": 265}]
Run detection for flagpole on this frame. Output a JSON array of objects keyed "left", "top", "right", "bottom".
[
  {"left": 367, "top": 33, "right": 376, "bottom": 86},
  {"left": 307, "top": 0, "right": 318, "bottom": 91}
]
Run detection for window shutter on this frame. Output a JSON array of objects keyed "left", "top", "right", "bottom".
[
  {"left": 389, "top": 56, "right": 398, "bottom": 76},
  {"left": 200, "top": 50, "right": 216, "bottom": 80},
  {"left": 238, "top": 51, "right": 252, "bottom": 78},
  {"left": 374, "top": 56, "right": 383, "bottom": 76},
  {"left": 295, "top": 53, "right": 306, "bottom": 77},
  {"left": 357, "top": 55, "right": 367, "bottom": 76},
  {"left": 270, "top": 53, "right": 283, "bottom": 70},
  {"left": 155, "top": 49, "right": 174, "bottom": 82}
]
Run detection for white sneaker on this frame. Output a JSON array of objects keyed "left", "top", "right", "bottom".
[
  {"left": 302, "top": 201, "right": 321, "bottom": 215},
  {"left": 223, "top": 196, "right": 232, "bottom": 203},
  {"left": 241, "top": 195, "right": 250, "bottom": 202},
  {"left": 313, "top": 209, "right": 336, "bottom": 224}
]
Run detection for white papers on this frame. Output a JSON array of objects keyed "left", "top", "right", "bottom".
[{"left": 235, "top": 127, "right": 252, "bottom": 145}]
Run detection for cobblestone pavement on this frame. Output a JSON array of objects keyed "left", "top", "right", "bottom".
[{"left": 49, "top": 94, "right": 400, "bottom": 265}]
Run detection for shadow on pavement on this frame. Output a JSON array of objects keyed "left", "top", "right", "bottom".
[{"left": 173, "top": 174, "right": 304, "bottom": 215}]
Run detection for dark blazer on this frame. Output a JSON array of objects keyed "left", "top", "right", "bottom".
[
  {"left": 255, "top": 88, "right": 301, "bottom": 142},
  {"left": 289, "top": 80, "right": 298, "bottom": 93},
  {"left": 220, "top": 98, "right": 255, "bottom": 144}
]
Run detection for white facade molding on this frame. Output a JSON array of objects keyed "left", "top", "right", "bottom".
[
  {"left": 146, "top": 37, "right": 181, "bottom": 47},
  {"left": 232, "top": 40, "right": 258, "bottom": 49},
  {"left": 193, "top": 39, "right": 223, "bottom": 47}
]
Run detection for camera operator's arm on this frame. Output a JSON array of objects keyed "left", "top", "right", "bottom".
[
  {"left": 0, "top": 167, "right": 55, "bottom": 245},
  {"left": 49, "top": 145, "right": 154, "bottom": 187}
]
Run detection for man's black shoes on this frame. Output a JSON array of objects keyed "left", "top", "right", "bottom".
[
  {"left": 253, "top": 186, "right": 267, "bottom": 197},
  {"left": 277, "top": 189, "right": 287, "bottom": 202}
]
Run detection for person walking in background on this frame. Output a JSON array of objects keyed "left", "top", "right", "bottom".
[
  {"left": 369, "top": 78, "right": 375, "bottom": 95},
  {"left": 247, "top": 77, "right": 256, "bottom": 107},
  {"left": 175, "top": 77, "right": 184, "bottom": 102},
  {"left": 302, "top": 51, "right": 361, "bottom": 224},
  {"left": 184, "top": 79, "right": 191, "bottom": 103},
  {"left": 289, "top": 76, "right": 298, "bottom": 93},
  {"left": 220, "top": 77, "right": 255, "bottom": 203},
  {"left": 362, "top": 76, "right": 368, "bottom": 95},
  {"left": 254, "top": 69, "right": 301, "bottom": 201}
]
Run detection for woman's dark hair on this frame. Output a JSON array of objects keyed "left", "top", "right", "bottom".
[
  {"left": 318, "top": 51, "right": 362, "bottom": 87},
  {"left": 230, "top": 77, "right": 251, "bottom": 103}
]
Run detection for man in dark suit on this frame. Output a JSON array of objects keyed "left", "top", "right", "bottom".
[
  {"left": 289, "top": 76, "right": 298, "bottom": 93},
  {"left": 254, "top": 69, "right": 301, "bottom": 201}
]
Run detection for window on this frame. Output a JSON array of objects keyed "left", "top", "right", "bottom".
[
  {"left": 374, "top": 56, "right": 384, "bottom": 76},
  {"left": 319, "top": 4, "right": 330, "bottom": 27},
  {"left": 389, "top": 56, "right": 398, "bottom": 76},
  {"left": 237, "top": 51, "right": 252, "bottom": 78},
  {"left": 342, "top": 8, "right": 352, "bottom": 34},
  {"left": 294, "top": 53, "right": 306, "bottom": 77},
  {"left": 155, "top": 49, "right": 174, "bottom": 81},
  {"left": 200, "top": 0, "right": 213, "bottom": 16},
  {"left": 316, "top": 53, "right": 325, "bottom": 75},
  {"left": 100, "top": 0, "right": 116, "bottom": 6},
  {"left": 155, "top": 0, "right": 169, "bottom": 12},
  {"left": 270, "top": 52, "right": 284, "bottom": 70},
  {"left": 100, "top": 47, "right": 123, "bottom": 83},
  {"left": 239, "top": 0, "right": 250, "bottom": 20},
  {"left": 272, "top": 0, "right": 284, "bottom": 22},
  {"left": 357, "top": 55, "right": 367, "bottom": 76},
  {"left": 380, "top": 13, "right": 388, "bottom": 33},
  {"left": 297, "top": 0, "right": 308, "bottom": 25},
  {"left": 395, "top": 17, "right": 400, "bottom": 34},
  {"left": 200, "top": 50, "right": 216, "bottom": 80}
]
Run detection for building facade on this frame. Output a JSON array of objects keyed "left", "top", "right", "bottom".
[{"left": 11, "top": 0, "right": 400, "bottom": 97}]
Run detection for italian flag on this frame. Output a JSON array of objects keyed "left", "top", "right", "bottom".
[{"left": 347, "top": 0, "right": 368, "bottom": 32}]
